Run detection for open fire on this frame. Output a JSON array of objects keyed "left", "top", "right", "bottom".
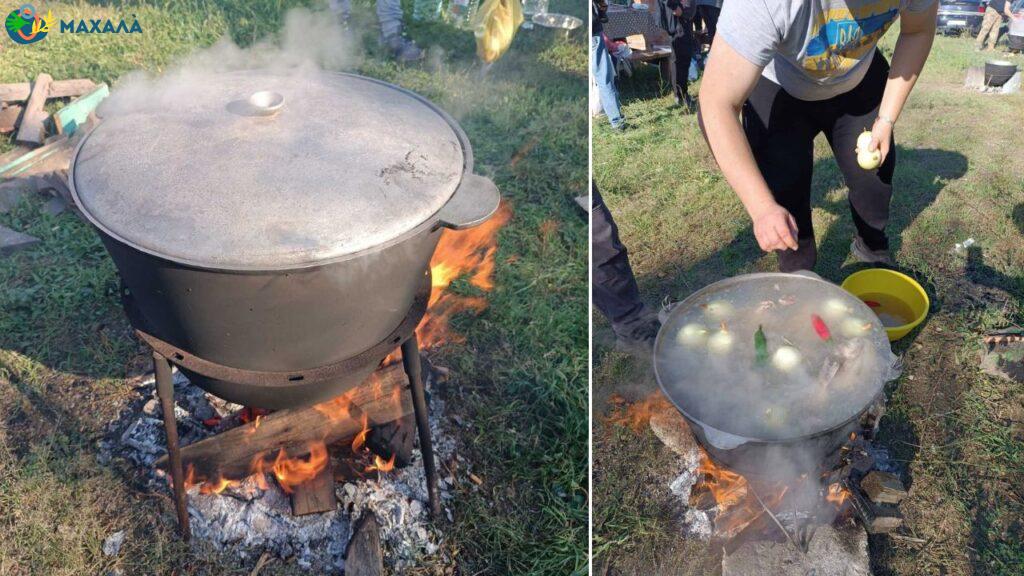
[
  {"left": 178, "top": 202, "right": 512, "bottom": 498},
  {"left": 608, "top": 391, "right": 896, "bottom": 545}
]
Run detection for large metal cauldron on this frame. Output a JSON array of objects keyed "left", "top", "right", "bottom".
[
  {"left": 70, "top": 70, "right": 500, "bottom": 408},
  {"left": 653, "top": 273, "right": 899, "bottom": 477}
]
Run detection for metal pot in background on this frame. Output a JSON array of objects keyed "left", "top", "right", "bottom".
[
  {"left": 70, "top": 70, "right": 500, "bottom": 408},
  {"left": 984, "top": 60, "right": 1019, "bottom": 87}
]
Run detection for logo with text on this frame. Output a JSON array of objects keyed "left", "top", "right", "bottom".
[{"left": 4, "top": 4, "right": 53, "bottom": 44}]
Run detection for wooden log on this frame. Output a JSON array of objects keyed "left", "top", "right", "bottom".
[
  {"left": 860, "top": 471, "right": 908, "bottom": 505},
  {"left": 155, "top": 362, "right": 412, "bottom": 482},
  {"left": 0, "top": 104, "right": 22, "bottom": 134},
  {"left": 333, "top": 455, "right": 379, "bottom": 484},
  {"left": 290, "top": 458, "right": 337, "bottom": 516},
  {"left": 15, "top": 74, "right": 52, "bottom": 146},
  {"left": 0, "top": 78, "right": 96, "bottom": 103},
  {"left": 845, "top": 479, "right": 903, "bottom": 534},
  {"left": 345, "top": 514, "right": 383, "bottom": 576}
]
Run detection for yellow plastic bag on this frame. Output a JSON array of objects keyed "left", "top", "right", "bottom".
[{"left": 471, "top": 0, "right": 524, "bottom": 63}]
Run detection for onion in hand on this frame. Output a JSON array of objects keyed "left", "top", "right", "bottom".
[
  {"left": 856, "top": 129, "right": 873, "bottom": 151},
  {"left": 857, "top": 149, "right": 881, "bottom": 170},
  {"left": 855, "top": 129, "right": 881, "bottom": 170}
]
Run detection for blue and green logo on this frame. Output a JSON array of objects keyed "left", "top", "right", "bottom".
[{"left": 4, "top": 4, "right": 53, "bottom": 45}]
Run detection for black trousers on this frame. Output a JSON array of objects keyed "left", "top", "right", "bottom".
[
  {"left": 698, "top": 5, "right": 719, "bottom": 44},
  {"left": 742, "top": 51, "right": 895, "bottom": 272},
  {"left": 592, "top": 184, "right": 644, "bottom": 324},
  {"left": 669, "top": 27, "right": 695, "bottom": 100}
]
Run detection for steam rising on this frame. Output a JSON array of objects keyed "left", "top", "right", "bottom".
[{"left": 100, "top": 8, "right": 361, "bottom": 119}]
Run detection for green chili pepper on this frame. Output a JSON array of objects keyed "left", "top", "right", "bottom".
[{"left": 754, "top": 324, "right": 768, "bottom": 365}]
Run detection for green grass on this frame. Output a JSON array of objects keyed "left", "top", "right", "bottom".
[
  {"left": 593, "top": 28, "right": 1024, "bottom": 576},
  {"left": 0, "top": 1, "right": 587, "bottom": 574}
]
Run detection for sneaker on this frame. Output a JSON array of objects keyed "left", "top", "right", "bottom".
[
  {"left": 613, "top": 309, "right": 662, "bottom": 355},
  {"left": 610, "top": 121, "right": 630, "bottom": 131},
  {"left": 383, "top": 34, "right": 425, "bottom": 62},
  {"left": 850, "top": 236, "right": 893, "bottom": 266}
]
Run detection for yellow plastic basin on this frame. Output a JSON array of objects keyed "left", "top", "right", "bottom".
[{"left": 841, "top": 269, "right": 929, "bottom": 342}]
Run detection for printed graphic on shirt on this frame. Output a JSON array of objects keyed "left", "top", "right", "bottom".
[{"left": 802, "top": 1, "right": 900, "bottom": 78}]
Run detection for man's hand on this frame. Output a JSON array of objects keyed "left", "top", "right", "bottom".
[
  {"left": 866, "top": 117, "right": 893, "bottom": 165},
  {"left": 673, "top": 6, "right": 682, "bottom": 16},
  {"left": 751, "top": 202, "right": 799, "bottom": 252}
]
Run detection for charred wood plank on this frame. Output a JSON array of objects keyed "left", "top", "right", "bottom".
[
  {"left": 155, "top": 362, "right": 411, "bottom": 481},
  {"left": 345, "top": 514, "right": 383, "bottom": 576},
  {"left": 367, "top": 413, "right": 415, "bottom": 468},
  {"left": 845, "top": 479, "right": 903, "bottom": 534},
  {"left": 290, "top": 458, "right": 337, "bottom": 516},
  {"left": 15, "top": 74, "right": 52, "bottom": 146},
  {"left": 860, "top": 471, "right": 908, "bottom": 505}
]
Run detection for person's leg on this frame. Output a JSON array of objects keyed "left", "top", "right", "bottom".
[
  {"left": 741, "top": 76, "right": 819, "bottom": 271},
  {"left": 976, "top": 9, "right": 991, "bottom": 48},
  {"left": 328, "top": 0, "right": 351, "bottom": 23},
  {"left": 591, "top": 35, "right": 625, "bottom": 128},
  {"left": 704, "top": 6, "right": 720, "bottom": 44},
  {"left": 825, "top": 51, "right": 895, "bottom": 261},
  {"left": 377, "top": 0, "right": 403, "bottom": 38},
  {"left": 592, "top": 184, "right": 648, "bottom": 326},
  {"left": 979, "top": 7, "right": 1001, "bottom": 49},
  {"left": 378, "top": 0, "right": 424, "bottom": 61},
  {"left": 670, "top": 29, "right": 694, "bottom": 104},
  {"left": 987, "top": 12, "right": 1004, "bottom": 49}
]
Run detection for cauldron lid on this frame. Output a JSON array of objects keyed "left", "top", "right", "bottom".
[
  {"left": 70, "top": 69, "right": 466, "bottom": 270},
  {"left": 653, "top": 273, "right": 899, "bottom": 442}
]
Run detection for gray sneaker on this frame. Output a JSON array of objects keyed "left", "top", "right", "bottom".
[
  {"left": 850, "top": 236, "right": 893, "bottom": 266},
  {"left": 383, "top": 34, "right": 425, "bottom": 63}
]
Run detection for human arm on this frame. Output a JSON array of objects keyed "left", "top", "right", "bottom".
[
  {"left": 865, "top": 2, "right": 937, "bottom": 162},
  {"left": 698, "top": 37, "right": 799, "bottom": 252}
]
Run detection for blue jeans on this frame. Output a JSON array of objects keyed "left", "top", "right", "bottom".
[{"left": 591, "top": 34, "right": 624, "bottom": 128}]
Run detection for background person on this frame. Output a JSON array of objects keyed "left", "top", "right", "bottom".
[
  {"left": 696, "top": 0, "right": 722, "bottom": 48},
  {"left": 592, "top": 0, "right": 627, "bottom": 130},
  {"left": 330, "top": 0, "right": 424, "bottom": 61},
  {"left": 698, "top": 0, "right": 938, "bottom": 272},
  {"left": 976, "top": 0, "right": 1022, "bottom": 51},
  {"left": 654, "top": 0, "right": 698, "bottom": 111}
]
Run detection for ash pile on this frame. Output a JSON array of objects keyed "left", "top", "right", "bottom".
[{"left": 99, "top": 364, "right": 459, "bottom": 573}]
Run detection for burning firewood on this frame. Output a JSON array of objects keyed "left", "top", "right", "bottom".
[
  {"left": 154, "top": 362, "right": 412, "bottom": 489},
  {"left": 290, "top": 459, "right": 337, "bottom": 516}
]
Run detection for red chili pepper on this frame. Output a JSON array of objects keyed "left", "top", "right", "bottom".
[{"left": 811, "top": 314, "right": 831, "bottom": 341}]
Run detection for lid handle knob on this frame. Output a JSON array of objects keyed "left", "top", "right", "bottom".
[{"left": 249, "top": 91, "right": 285, "bottom": 116}]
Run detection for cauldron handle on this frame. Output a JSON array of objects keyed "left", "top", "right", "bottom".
[{"left": 436, "top": 173, "right": 500, "bottom": 230}]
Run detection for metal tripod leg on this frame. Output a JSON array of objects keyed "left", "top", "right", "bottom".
[
  {"left": 154, "top": 352, "right": 191, "bottom": 540},
  {"left": 401, "top": 335, "right": 441, "bottom": 519}
]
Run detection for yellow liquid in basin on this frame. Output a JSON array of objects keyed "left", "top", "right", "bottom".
[{"left": 857, "top": 292, "right": 916, "bottom": 328}]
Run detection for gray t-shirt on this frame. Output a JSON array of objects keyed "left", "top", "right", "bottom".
[{"left": 718, "top": 0, "right": 935, "bottom": 101}]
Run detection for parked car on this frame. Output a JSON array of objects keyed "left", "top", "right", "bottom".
[{"left": 937, "top": 0, "right": 987, "bottom": 35}]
